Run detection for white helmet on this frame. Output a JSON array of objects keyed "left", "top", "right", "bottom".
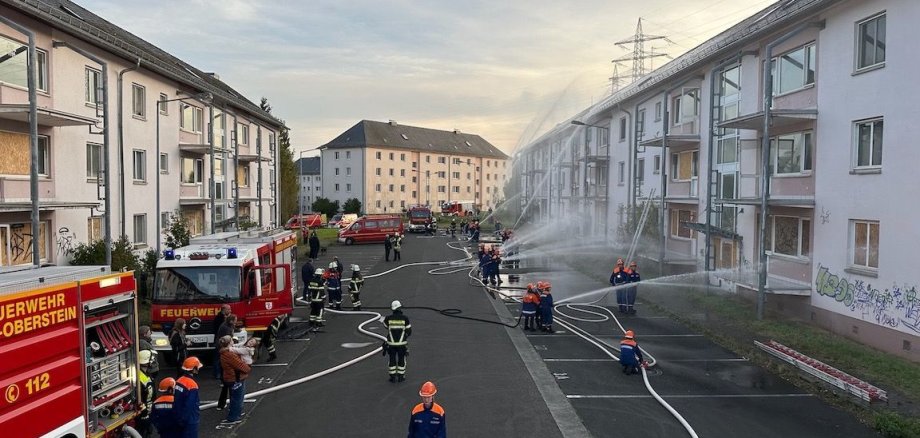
[
  {"left": 352, "top": 264, "right": 360, "bottom": 271},
  {"left": 329, "top": 262, "right": 336, "bottom": 269},
  {"left": 314, "top": 268, "right": 324, "bottom": 275},
  {"left": 391, "top": 300, "right": 402, "bottom": 311}
]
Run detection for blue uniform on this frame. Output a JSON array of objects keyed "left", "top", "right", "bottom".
[
  {"left": 620, "top": 339, "right": 644, "bottom": 374},
  {"left": 408, "top": 402, "right": 447, "bottom": 438},
  {"left": 626, "top": 269, "right": 641, "bottom": 314},
  {"left": 479, "top": 254, "right": 491, "bottom": 283},
  {"left": 150, "top": 395, "right": 180, "bottom": 438},
  {"left": 173, "top": 373, "right": 200, "bottom": 438},
  {"left": 539, "top": 292, "right": 554, "bottom": 329},
  {"left": 327, "top": 275, "right": 343, "bottom": 310},
  {"left": 610, "top": 268, "right": 629, "bottom": 313}
]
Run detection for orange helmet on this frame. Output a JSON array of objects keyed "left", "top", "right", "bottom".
[
  {"left": 527, "top": 283, "right": 535, "bottom": 291},
  {"left": 624, "top": 330, "right": 635, "bottom": 339},
  {"left": 616, "top": 258, "right": 624, "bottom": 266},
  {"left": 181, "top": 356, "right": 203, "bottom": 371},
  {"left": 629, "top": 261, "right": 637, "bottom": 268},
  {"left": 543, "top": 281, "right": 552, "bottom": 290},
  {"left": 158, "top": 377, "right": 176, "bottom": 392},
  {"left": 419, "top": 381, "right": 437, "bottom": 397}
]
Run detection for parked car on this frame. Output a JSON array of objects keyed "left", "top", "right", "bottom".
[
  {"left": 329, "top": 213, "right": 358, "bottom": 228},
  {"left": 337, "top": 215, "right": 404, "bottom": 245}
]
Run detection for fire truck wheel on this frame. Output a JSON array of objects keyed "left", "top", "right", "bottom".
[{"left": 345, "top": 238, "right": 354, "bottom": 246}]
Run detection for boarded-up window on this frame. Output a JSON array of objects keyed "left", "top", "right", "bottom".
[
  {"left": 182, "top": 209, "right": 204, "bottom": 237},
  {"left": 88, "top": 216, "right": 103, "bottom": 241},
  {"left": 669, "top": 209, "right": 696, "bottom": 238},
  {"left": 0, "top": 222, "right": 48, "bottom": 266},
  {"left": 0, "top": 131, "right": 31, "bottom": 175}
]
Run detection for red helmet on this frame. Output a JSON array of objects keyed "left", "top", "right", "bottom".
[
  {"left": 158, "top": 377, "right": 176, "bottom": 392},
  {"left": 527, "top": 283, "right": 535, "bottom": 292},
  {"left": 181, "top": 356, "right": 203, "bottom": 371},
  {"left": 624, "top": 330, "right": 635, "bottom": 339},
  {"left": 419, "top": 381, "right": 437, "bottom": 397},
  {"left": 543, "top": 281, "right": 552, "bottom": 290}
]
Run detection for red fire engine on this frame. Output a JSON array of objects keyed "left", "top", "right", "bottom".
[
  {"left": 149, "top": 229, "right": 297, "bottom": 356},
  {"left": 406, "top": 205, "right": 433, "bottom": 233},
  {"left": 0, "top": 266, "right": 141, "bottom": 438}
]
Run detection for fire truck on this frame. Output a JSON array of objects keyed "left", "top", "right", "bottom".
[
  {"left": 406, "top": 205, "right": 433, "bottom": 233},
  {"left": 149, "top": 229, "right": 297, "bottom": 356},
  {"left": 441, "top": 200, "right": 476, "bottom": 216},
  {"left": 0, "top": 266, "right": 141, "bottom": 438}
]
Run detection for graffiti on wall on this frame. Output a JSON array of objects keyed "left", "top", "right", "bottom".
[
  {"left": 56, "top": 227, "right": 76, "bottom": 255},
  {"left": 815, "top": 264, "right": 920, "bottom": 334}
]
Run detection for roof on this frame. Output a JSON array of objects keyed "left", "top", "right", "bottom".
[
  {"left": 521, "top": 0, "right": 838, "bottom": 151},
  {"left": 2, "top": 0, "right": 284, "bottom": 129},
  {"left": 320, "top": 120, "right": 509, "bottom": 160},
  {"left": 296, "top": 156, "right": 321, "bottom": 175}
]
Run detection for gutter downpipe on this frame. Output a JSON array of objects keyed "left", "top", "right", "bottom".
[
  {"left": 209, "top": 105, "right": 216, "bottom": 233},
  {"left": 617, "top": 105, "right": 631, "bottom": 245},
  {"left": 222, "top": 106, "right": 240, "bottom": 230},
  {"left": 0, "top": 17, "right": 39, "bottom": 266},
  {"left": 257, "top": 126, "right": 263, "bottom": 227},
  {"left": 757, "top": 21, "right": 824, "bottom": 320},
  {"left": 117, "top": 59, "right": 141, "bottom": 238},
  {"left": 705, "top": 52, "right": 751, "bottom": 272},
  {"left": 53, "top": 41, "right": 112, "bottom": 266}
]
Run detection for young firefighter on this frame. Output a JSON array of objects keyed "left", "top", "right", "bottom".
[
  {"left": 384, "top": 300, "right": 412, "bottom": 382},
  {"left": 408, "top": 381, "right": 447, "bottom": 438},
  {"left": 173, "top": 357, "right": 203, "bottom": 438},
  {"left": 349, "top": 264, "right": 365, "bottom": 311},
  {"left": 150, "top": 378, "right": 180, "bottom": 438},
  {"left": 521, "top": 283, "right": 541, "bottom": 332},
  {"left": 610, "top": 258, "right": 630, "bottom": 313},
  {"left": 308, "top": 268, "right": 327, "bottom": 331},
  {"left": 539, "top": 282, "right": 554, "bottom": 333},
  {"left": 619, "top": 330, "right": 647, "bottom": 375},
  {"left": 626, "top": 261, "right": 641, "bottom": 314},
  {"left": 260, "top": 314, "right": 285, "bottom": 362},
  {"left": 326, "top": 264, "right": 344, "bottom": 310}
]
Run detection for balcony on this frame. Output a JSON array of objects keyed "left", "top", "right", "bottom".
[
  {"left": 718, "top": 109, "right": 817, "bottom": 131},
  {"left": 0, "top": 104, "right": 98, "bottom": 127},
  {"left": 178, "top": 184, "right": 208, "bottom": 205},
  {"left": 237, "top": 153, "right": 270, "bottom": 162},
  {"left": 717, "top": 174, "right": 814, "bottom": 207},
  {"left": 178, "top": 143, "right": 230, "bottom": 155},
  {"left": 639, "top": 134, "right": 700, "bottom": 149},
  {"left": 665, "top": 178, "right": 699, "bottom": 203}
]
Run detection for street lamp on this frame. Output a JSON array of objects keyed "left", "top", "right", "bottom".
[{"left": 157, "top": 92, "right": 212, "bottom": 255}]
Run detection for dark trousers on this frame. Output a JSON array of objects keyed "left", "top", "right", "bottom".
[
  {"left": 387, "top": 345, "right": 407, "bottom": 376},
  {"left": 616, "top": 288, "right": 627, "bottom": 312},
  {"left": 394, "top": 249, "right": 401, "bottom": 261},
  {"left": 218, "top": 380, "right": 230, "bottom": 409},
  {"left": 261, "top": 330, "right": 277, "bottom": 355},
  {"left": 385, "top": 247, "right": 391, "bottom": 261},
  {"left": 310, "top": 301, "right": 325, "bottom": 325},
  {"left": 626, "top": 286, "right": 637, "bottom": 313},
  {"left": 522, "top": 312, "right": 536, "bottom": 330}
]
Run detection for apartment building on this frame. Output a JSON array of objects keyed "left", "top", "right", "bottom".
[
  {"left": 0, "top": 0, "right": 283, "bottom": 266},
  {"left": 320, "top": 120, "right": 509, "bottom": 214},
  {"left": 514, "top": 0, "right": 918, "bottom": 359},
  {"left": 296, "top": 156, "right": 321, "bottom": 213}
]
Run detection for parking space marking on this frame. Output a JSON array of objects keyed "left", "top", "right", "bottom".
[{"left": 566, "top": 394, "right": 813, "bottom": 399}]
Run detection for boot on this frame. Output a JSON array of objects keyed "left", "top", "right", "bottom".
[
  {"left": 397, "top": 374, "right": 405, "bottom": 382},
  {"left": 546, "top": 325, "right": 554, "bottom": 334},
  {"left": 268, "top": 352, "right": 277, "bottom": 362},
  {"left": 389, "top": 375, "right": 397, "bottom": 383}
]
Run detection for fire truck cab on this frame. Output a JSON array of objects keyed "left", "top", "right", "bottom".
[
  {"left": 0, "top": 266, "right": 141, "bottom": 438},
  {"left": 150, "top": 229, "right": 297, "bottom": 355}
]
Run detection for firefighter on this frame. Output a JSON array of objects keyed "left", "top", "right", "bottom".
[
  {"left": 408, "top": 381, "right": 447, "bottom": 438},
  {"left": 610, "top": 258, "right": 629, "bottom": 313},
  {"left": 327, "top": 264, "right": 344, "bottom": 310},
  {"left": 174, "top": 356, "right": 203, "bottom": 438},
  {"left": 260, "top": 314, "right": 285, "bottom": 362},
  {"left": 384, "top": 234, "right": 393, "bottom": 261},
  {"left": 137, "top": 350, "right": 156, "bottom": 437},
  {"left": 489, "top": 248, "right": 502, "bottom": 285},
  {"left": 384, "top": 300, "right": 411, "bottom": 382},
  {"left": 450, "top": 218, "right": 457, "bottom": 238},
  {"left": 626, "top": 261, "right": 640, "bottom": 314},
  {"left": 539, "top": 282, "right": 554, "bottom": 333},
  {"left": 349, "top": 264, "right": 364, "bottom": 311},
  {"left": 308, "top": 268, "right": 327, "bottom": 331},
  {"left": 151, "top": 378, "right": 180, "bottom": 438},
  {"left": 301, "top": 258, "right": 315, "bottom": 302},
  {"left": 619, "top": 330, "right": 647, "bottom": 375},
  {"left": 521, "top": 283, "right": 540, "bottom": 331},
  {"left": 479, "top": 250, "right": 492, "bottom": 284},
  {"left": 393, "top": 233, "right": 403, "bottom": 261},
  {"left": 331, "top": 256, "right": 345, "bottom": 276}
]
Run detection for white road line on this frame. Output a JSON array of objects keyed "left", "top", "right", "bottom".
[
  {"left": 543, "top": 358, "right": 748, "bottom": 363},
  {"left": 526, "top": 334, "right": 703, "bottom": 338},
  {"left": 566, "top": 394, "right": 813, "bottom": 399},
  {"left": 544, "top": 358, "right": 615, "bottom": 362},
  {"left": 252, "top": 363, "right": 290, "bottom": 367}
]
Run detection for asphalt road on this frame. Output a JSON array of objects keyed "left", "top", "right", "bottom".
[{"left": 160, "top": 232, "right": 878, "bottom": 438}]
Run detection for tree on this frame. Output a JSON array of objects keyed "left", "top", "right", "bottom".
[
  {"left": 343, "top": 198, "right": 362, "bottom": 215},
  {"left": 311, "top": 197, "right": 339, "bottom": 217},
  {"left": 260, "top": 98, "right": 298, "bottom": 221},
  {"left": 70, "top": 235, "right": 140, "bottom": 272},
  {"left": 164, "top": 209, "right": 191, "bottom": 249}
]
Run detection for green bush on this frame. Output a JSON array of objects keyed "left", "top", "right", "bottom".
[
  {"left": 164, "top": 209, "right": 191, "bottom": 249},
  {"left": 69, "top": 235, "right": 140, "bottom": 272}
]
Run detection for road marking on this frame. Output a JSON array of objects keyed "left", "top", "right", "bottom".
[
  {"left": 527, "top": 334, "right": 702, "bottom": 338},
  {"left": 543, "top": 358, "right": 748, "bottom": 363},
  {"left": 202, "top": 399, "right": 258, "bottom": 403},
  {"left": 553, "top": 372, "right": 570, "bottom": 380},
  {"left": 545, "top": 358, "right": 615, "bottom": 362},
  {"left": 252, "top": 363, "right": 290, "bottom": 367},
  {"left": 566, "top": 394, "right": 813, "bottom": 399},
  {"left": 280, "top": 338, "right": 310, "bottom": 342}
]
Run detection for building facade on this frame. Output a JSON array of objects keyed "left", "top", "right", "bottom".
[
  {"left": 320, "top": 120, "right": 509, "bottom": 214},
  {"left": 0, "top": 0, "right": 283, "bottom": 266},
  {"left": 514, "top": 0, "right": 919, "bottom": 359},
  {"left": 296, "top": 156, "right": 321, "bottom": 213}
]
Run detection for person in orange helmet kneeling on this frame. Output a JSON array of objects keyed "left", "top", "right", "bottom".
[
  {"left": 408, "top": 381, "right": 446, "bottom": 438},
  {"left": 620, "top": 330, "right": 647, "bottom": 375}
]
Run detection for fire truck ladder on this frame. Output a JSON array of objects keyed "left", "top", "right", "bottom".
[{"left": 625, "top": 188, "right": 655, "bottom": 264}]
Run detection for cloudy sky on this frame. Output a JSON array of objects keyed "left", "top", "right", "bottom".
[{"left": 79, "top": 0, "right": 773, "bottom": 155}]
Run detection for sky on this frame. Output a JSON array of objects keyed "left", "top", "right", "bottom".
[{"left": 78, "top": 0, "right": 774, "bottom": 156}]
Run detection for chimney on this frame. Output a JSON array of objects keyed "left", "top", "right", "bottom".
[
  {"left": 388, "top": 120, "right": 398, "bottom": 126},
  {"left": 206, "top": 72, "right": 220, "bottom": 80},
  {"left": 453, "top": 129, "right": 461, "bottom": 134}
]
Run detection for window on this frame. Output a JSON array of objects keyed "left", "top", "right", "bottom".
[
  {"left": 486, "top": 174, "right": 490, "bottom": 181},
  {"left": 389, "top": 184, "right": 394, "bottom": 192},
  {"left": 159, "top": 153, "right": 168, "bottom": 174},
  {"left": 438, "top": 186, "right": 446, "bottom": 193},
  {"left": 636, "top": 110, "right": 646, "bottom": 140},
  {"left": 401, "top": 169, "right": 406, "bottom": 177},
  {"left": 857, "top": 13, "right": 886, "bottom": 70},
  {"left": 437, "top": 171, "right": 446, "bottom": 178},
  {"left": 0, "top": 37, "right": 48, "bottom": 92},
  {"left": 238, "top": 124, "right": 249, "bottom": 144},
  {"left": 131, "top": 84, "right": 146, "bottom": 118},
  {"left": 771, "top": 131, "right": 813, "bottom": 175},
  {"left": 850, "top": 220, "right": 879, "bottom": 269},
  {"left": 426, "top": 156, "right": 431, "bottom": 163},
  {"left": 772, "top": 44, "right": 816, "bottom": 95},
  {"left": 766, "top": 216, "right": 811, "bottom": 258},
  {"left": 854, "top": 119, "right": 883, "bottom": 168},
  {"left": 618, "top": 161, "right": 625, "bottom": 184},
  {"left": 452, "top": 172, "right": 460, "bottom": 179},
  {"left": 335, "top": 152, "right": 339, "bottom": 159},
  {"left": 670, "top": 151, "right": 698, "bottom": 181},
  {"left": 133, "top": 214, "right": 147, "bottom": 245},
  {"left": 346, "top": 151, "right": 351, "bottom": 159},
  {"left": 673, "top": 89, "right": 699, "bottom": 124},
  {"left": 637, "top": 158, "right": 645, "bottom": 184},
  {"left": 400, "top": 184, "right": 405, "bottom": 192},
  {"left": 376, "top": 151, "right": 382, "bottom": 160},
  {"left": 346, "top": 167, "right": 351, "bottom": 176},
  {"left": 389, "top": 152, "right": 395, "bottom": 160},
  {"left": 669, "top": 209, "right": 697, "bottom": 238},
  {"left": 438, "top": 157, "right": 446, "bottom": 164},
  {"left": 85, "top": 67, "right": 101, "bottom": 105},
  {"left": 453, "top": 186, "right": 460, "bottom": 193},
  {"left": 655, "top": 102, "right": 662, "bottom": 121},
  {"left": 86, "top": 142, "right": 103, "bottom": 178},
  {"left": 242, "top": 166, "right": 250, "bottom": 187},
  {"left": 335, "top": 183, "right": 340, "bottom": 192},
  {"left": 334, "top": 168, "right": 339, "bottom": 176},
  {"left": 346, "top": 183, "right": 352, "bottom": 191},
  {"left": 389, "top": 169, "right": 394, "bottom": 176},
  {"left": 401, "top": 153, "right": 406, "bottom": 161},
  {"left": 160, "top": 212, "right": 170, "bottom": 231},
  {"left": 180, "top": 104, "right": 203, "bottom": 133},
  {"left": 132, "top": 151, "right": 146, "bottom": 182},
  {"left": 376, "top": 200, "right": 381, "bottom": 208},
  {"left": 653, "top": 155, "right": 661, "bottom": 174},
  {"left": 181, "top": 158, "right": 203, "bottom": 183},
  {"left": 412, "top": 176, "right": 417, "bottom": 183},
  {"left": 619, "top": 117, "right": 627, "bottom": 141},
  {"left": 375, "top": 168, "right": 381, "bottom": 176},
  {"left": 718, "top": 136, "right": 738, "bottom": 164},
  {"left": 375, "top": 184, "right": 381, "bottom": 192}
]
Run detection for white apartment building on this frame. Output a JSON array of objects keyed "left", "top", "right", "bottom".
[
  {"left": 296, "top": 156, "right": 321, "bottom": 213},
  {"left": 320, "top": 120, "right": 509, "bottom": 214},
  {"left": 514, "top": 0, "right": 919, "bottom": 359},
  {"left": 0, "top": 0, "right": 283, "bottom": 265}
]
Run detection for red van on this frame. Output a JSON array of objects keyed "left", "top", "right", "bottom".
[
  {"left": 285, "top": 213, "right": 326, "bottom": 230},
  {"left": 338, "top": 214, "right": 404, "bottom": 245}
]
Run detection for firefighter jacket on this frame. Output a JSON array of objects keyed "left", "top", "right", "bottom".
[
  {"left": 610, "top": 268, "right": 629, "bottom": 286},
  {"left": 619, "top": 338, "right": 644, "bottom": 366},
  {"left": 408, "top": 402, "right": 447, "bottom": 438},
  {"left": 173, "top": 373, "right": 200, "bottom": 427},
  {"left": 139, "top": 370, "right": 154, "bottom": 419},
  {"left": 150, "top": 395, "right": 180, "bottom": 438},
  {"left": 268, "top": 314, "right": 285, "bottom": 336},
  {"left": 521, "top": 291, "right": 540, "bottom": 314},
  {"left": 627, "top": 269, "right": 641, "bottom": 283},
  {"left": 384, "top": 310, "right": 412, "bottom": 346},
  {"left": 327, "top": 275, "right": 342, "bottom": 292},
  {"left": 349, "top": 274, "right": 364, "bottom": 293},
  {"left": 308, "top": 276, "right": 326, "bottom": 302}
]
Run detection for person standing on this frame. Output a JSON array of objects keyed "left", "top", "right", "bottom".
[
  {"left": 136, "top": 350, "right": 156, "bottom": 437},
  {"left": 150, "top": 378, "right": 180, "bottom": 438},
  {"left": 169, "top": 318, "right": 190, "bottom": 374},
  {"left": 174, "top": 357, "right": 203, "bottom": 438},
  {"left": 219, "top": 336, "right": 251, "bottom": 425},
  {"left": 539, "top": 282, "right": 554, "bottom": 333},
  {"left": 308, "top": 268, "right": 327, "bottom": 331},
  {"left": 449, "top": 219, "right": 457, "bottom": 238},
  {"left": 609, "top": 258, "right": 630, "bottom": 313},
  {"left": 619, "top": 330, "right": 647, "bottom": 375},
  {"left": 331, "top": 256, "right": 345, "bottom": 276},
  {"left": 308, "top": 231, "right": 321, "bottom": 260},
  {"left": 301, "top": 258, "right": 316, "bottom": 302},
  {"left": 260, "top": 314, "right": 285, "bottom": 362},
  {"left": 326, "top": 265, "right": 343, "bottom": 310},
  {"left": 408, "top": 381, "right": 446, "bottom": 438},
  {"left": 521, "top": 284, "right": 540, "bottom": 331},
  {"left": 384, "top": 234, "right": 393, "bottom": 261},
  {"left": 384, "top": 300, "right": 412, "bottom": 382},
  {"left": 212, "top": 304, "right": 232, "bottom": 379},
  {"left": 393, "top": 234, "right": 402, "bottom": 262},
  {"left": 138, "top": 325, "right": 159, "bottom": 380},
  {"left": 626, "top": 261, "right": 641, "bottom": 315},
  {"left": 349, "top": 265, "right": 364, "bottom": 311}
]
